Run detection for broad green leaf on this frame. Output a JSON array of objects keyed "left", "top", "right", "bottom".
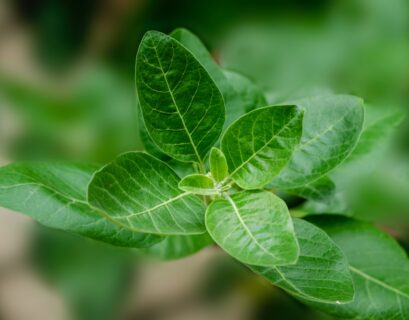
[
  {"left": 170, "top": 28, "right": 264, "bottom": 126},
  {"left": 209, "top": 147, "right": 228, "bottom": 182},
  {"left": 250, "top": 218, "right": 354, "bottom": 304},
  {"left": 135, "top": 31, "right": 225, "bottom": 164},
  {"left": 178, "top": 174, "right": 217, "bottom": 195},
  {"left": 308, "top": 216, "right": 409, "bottom": 319},
  {"left": 270, "top": 95, "right": 365, "bottom": 189},
  {"left": 88, "top": 152, "right": 206, "bottom": 235},
  {"left": 221, "top": 105, "right": 303, "bottom": 189},
  {"left": 284, "top": 176, "right": 336, "bottom": 201},
  {"left": 206, "top": 191, "right": 299, "bottom": 266},
  {"left": 0, "top": 162, "right": 160, "bottom": 248},
  {"left": 142, "top": 233, "right": 213, "bottom": 260}
]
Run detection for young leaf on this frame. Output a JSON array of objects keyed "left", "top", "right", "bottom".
[
  {"left": 206, "top": 191, "right": 299, "bottom": 266},
  {"left": 178, "top": 174, "right": 217, "bottom": 195},
  {"left": 88, "top": 152, "right": 206, "bottom": 235},
  {"left": 209, "top": 147, "right": 228, "bottom": 182},
  {"left": 270, "top": 95, "right": 364, "bottom": 189},
  {"left": 250, "top": 218, "right": 354, "bottom": 304},
  {"left": 135, "top": 31, "right": 225, "bottom": 165},
  {"left": 142, "top": 233, "right": 213, "bottom": 260},
  {"left": 0, "top": 162, "right": 160, "bottom": 248},
  {"left": 307, "top": 216, "right": 409, "bottom": 319},
  {"left": 221, "top": 105, "right": 303, "bottom": 189}
]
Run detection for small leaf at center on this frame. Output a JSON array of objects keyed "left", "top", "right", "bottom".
[{"left": 178, "top": 174, "right": 218, "bottom": 195}]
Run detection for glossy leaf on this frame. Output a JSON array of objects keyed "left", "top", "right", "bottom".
[
  {"left": 142, "top": 233, "right": 213, "bottom": 260},
  {"left": 136, "top": 31, "right": 225, "bottom": 164},
  {"left": 250, "top": 218, "right": 354, "bottom": 304},
  {"left": 0, "top": 162, "right": 160, "bottom": 248},
  {"left": 178, "top": 174, "right": 217, "bottom": 195},
  {"left": 210, "top": 147, "right": 228, "bottom": 182},
  {"left": 88, "top": 152, "right": 206, "bottom": 235},
  {"left": 271, "top": 95, "right": 365, "bottom": 189},
  {"left": 221, "top": 105, "right": 303, "bottom": 189},
  {"left": 308, "top": 216, "right": 409, "bottom": 319},
  {"left": 206, "top": 191, "right": 299, "bottom": 266}
]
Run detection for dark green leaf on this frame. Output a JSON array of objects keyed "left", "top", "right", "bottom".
[
  {"left": 136, "top": 31, "right": 225, "bottom": 164},
  {"left": 221, "top": 105, "right": 303, "bottom": 189},
  {"left": 88, "top": 152, "right": 206, "bottom": 235},
  {"left": 210, "top": 147, "right": 228, "bottom": 183},
  {"left": 178, "top": 174, "right": 217, "bottom": 195},
  {"left": 0, "top": 162, "right": 159, "bottom": 247},
  {"left": 250, "top": 218, "right": 354, "bottom": 304},
  {"left": 206, "top": 191, "right": 299, "bottom": 266},
  {"left": 271, "top": 95, "right": 364, "bottom": 189}
]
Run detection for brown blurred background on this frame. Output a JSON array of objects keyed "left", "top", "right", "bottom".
[{"left": 0, "top": 0, "right": 408, "bottom": 319}]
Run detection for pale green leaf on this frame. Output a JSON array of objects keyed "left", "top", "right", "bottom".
[
  {"left": 221, "top": 105, "right": 303, "bottom": 189},
  {"left": 142, "top": 233, "right": 213, "bottom": 260},
  {"left": 178, "top": 174, "right": 217, "bottom": 195},
  {"left": 250, "top": 218, "right": 354, "bottom": 304},
  {"left": 210, "top": 147, "right": 228, "bottom": 182},
  {"left": 206, "top": 191, "right": 299, "bottom": 266},
  {"left": 0, "top": 162, "right": 160, "bottom": 248},
  {"left": 270, "top": 95, "right": 365, "bottom": 189},
  {"left": 307, "top": 216, "right": 409, "bottom": 319},
  {"left": 223, "top": 69, "right": 267, "bottom": 113},
  {"left": 88, "top": 152, "right": 206, "bottom": 235},
  {"left": 136, "top": 31, "right": 225, "bottom": 164},
  {"left": 284, "top": 176, "right": 336, "bottom": 201}
]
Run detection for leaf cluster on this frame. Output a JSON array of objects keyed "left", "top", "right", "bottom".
[{"left": 0, "top": 28, "right": 407, "bottom": 319}]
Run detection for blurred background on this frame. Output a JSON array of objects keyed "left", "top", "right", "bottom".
[{"left": 0, "top": 0, "right": 408, "bottom": 319}]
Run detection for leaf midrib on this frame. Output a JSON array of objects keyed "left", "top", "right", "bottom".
[
  {"left": 152, "top": 43, "right": 204, "bottom": 168},
  {"left": 224, "top": 193, "right": 279, "bottom": 262}
]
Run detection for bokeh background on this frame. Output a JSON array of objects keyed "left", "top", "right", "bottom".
[{"left": 0, "top": 0, "right": 408, "bottom": 319}]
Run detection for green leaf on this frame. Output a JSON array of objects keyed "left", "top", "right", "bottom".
[
  {"left": 270, "top": 95, "right": 365, "bottom": 189},
  {"left": 221, "top": 105, "right": 303, "bottom": 189},
  {"left": 307, "top": 216, "right": 409, "bottom": 319},
  {"left": 170, "top": 28, "right": 265, "bottom": 126},
  {"left": 284, "top": 176, "right": 336, "bottom": 201},
  {"left": 206, "top": 191, "right": 299, "bottom": 266},
  {"left": 142, "top": 233, "right": 213, "bottom": 260},
  {"left": 250, "top": 218, "right": 354, "bottom": 304},
  {"left": 88, "top": 152, "right": 206, "bottom": 235},
  {"left": 136, "top": 31, "right": 225, "bottom": 164},
  {"left": 0, "top": 162, "right": 160, "bottom": 248},
  {"left": 223, "top": 69, "right": 267, "bottom": 113},
  {"left": 178, "top": 174, "right": 217, "bottom": 195},
  {"left": 210, "top": 147, "right": 228, "bottom": 182}
]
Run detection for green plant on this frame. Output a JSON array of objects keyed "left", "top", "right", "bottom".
[{"left": 0, "top": 28, "right": 407, "bottom": 319}]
